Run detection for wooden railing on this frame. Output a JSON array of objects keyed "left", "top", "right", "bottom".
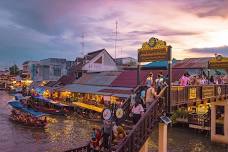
[
  {"left": 188, "top": 112, "right": 210, "bottom": 127},
  {"left": 170, "top": 84, "right": 228, "bottom": 107},
  {"left": 114, "top": 88, "right": 167, "bottom": 152}
]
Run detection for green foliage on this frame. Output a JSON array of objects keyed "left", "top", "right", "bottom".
[
  {"left": 171, "top": 107, "right": 188, "bottom": 124},
  {"left": 9, "top": 64, "right": 19, "bottom": 76}
]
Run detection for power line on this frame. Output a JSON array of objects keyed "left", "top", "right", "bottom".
[{"left": 114, "top": 21, "right": 118, "bottom": 59}]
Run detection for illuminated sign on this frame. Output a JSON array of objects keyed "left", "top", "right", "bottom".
[
  {"left": 188, "top": 87, "right": 197, "bottom": 100},
  {"left": 138, "top": 37, "right": 169, "bottom": 62},
  {"left": 202, "top": 86, "right": 214, "bottom": 99},
  {"left": 208, "top": 55, "right": 228, "bottom": 69}
]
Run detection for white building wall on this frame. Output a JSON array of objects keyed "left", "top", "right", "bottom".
[{"left": 82, "top": 51, "right": 118, "bottom": 72}]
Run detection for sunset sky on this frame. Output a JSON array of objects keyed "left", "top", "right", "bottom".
[{"left": 0, "top": 0, "right": 228, "bottom": 69}]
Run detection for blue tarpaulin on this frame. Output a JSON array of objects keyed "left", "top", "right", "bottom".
[
  {"left": 143, "top": 60, "right": 177, "bottom": 69},
  {"left": 8, "top": 101, "right": 47, "bottom": 117}
]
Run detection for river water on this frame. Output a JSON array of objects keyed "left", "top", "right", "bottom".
[{"left": 0, "top": 91, "right": 227, "bottom": 152}]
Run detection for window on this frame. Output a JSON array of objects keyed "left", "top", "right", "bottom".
[{"left": 53, "top": 66, "right": 61, "bottom": 76}]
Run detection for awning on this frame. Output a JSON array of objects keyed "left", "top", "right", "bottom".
[
  {"left": 143, "top": 60, "right": 177, "bottom": 69},
  {"left": 72, "top": 102, "right": 104, "bottom": 113},
  {"left": 112, "top": 94, "right": 130, "bottom": 98}
]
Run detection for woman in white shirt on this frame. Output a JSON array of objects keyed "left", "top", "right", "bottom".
[{"left": 131, "top": 100, "right": 144, "bottom": 124}]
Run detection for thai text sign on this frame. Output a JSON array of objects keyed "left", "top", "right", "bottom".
[
  {"left": 138, "top": 37, "right": 169, "bottom": 62},
  {"left": 208, "top": 55, "right": 228, "bottom": 69},
  {"left": 202, "top": 86, "right": 214, "bottom": 99},
  {"left": 188, "top": 87, "right": 197, "bottom": 100}
]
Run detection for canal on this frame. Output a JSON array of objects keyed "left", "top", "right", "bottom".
[{"left": 0, "top": 91, "right": 227, "bottom": 152}]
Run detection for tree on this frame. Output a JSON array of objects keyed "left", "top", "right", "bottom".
[{"left": 9, "top": 64, "right": 20, "bottom": 76}]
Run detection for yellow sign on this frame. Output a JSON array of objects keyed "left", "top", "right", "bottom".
[
  {"left": 188, "top": 87, "right": 197, "bottom": 100},
  {"left": 138, "top": 37, "right": 169, "bottom": 62},
  {"left": 202, "top": 86, "right": 214, "bottom": 99},
  {"left": 208, "top": 55, "right": 228, "bottom": 69}
]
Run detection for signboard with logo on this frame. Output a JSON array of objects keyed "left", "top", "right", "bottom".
[
  {"left": 138, "top": 37, "right": 169, "bottom": 62},
  {"left": 208, "top": 55, "right": 228, "bottom": 69},
  {"left": 188, "top": 87, "right": 197, "bottom": 100},
  {"left": 202, "top": 86, "right": 215, "bottom": 99}
]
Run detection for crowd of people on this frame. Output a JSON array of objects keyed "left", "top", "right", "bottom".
[
  {"left": 130, "top": 72, "right": 167, "bottom": 125},
  {"left": 179, "top": 72, "right": 225, "bottom": 86},
  {"left": 89, "top": 71, "right": 227, "bottom": 151},
  {"left": 90, "top": 120, "right": 126, "bottom": 151},
  {"left": 11, "top": 109, "right": 47, "bottom": 127}
]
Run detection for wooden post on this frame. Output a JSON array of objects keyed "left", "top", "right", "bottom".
[
  {"left": 137, "top": 53, "right": 140, "bottom": 86},
  {"left": 211, "top": 102, "right": 228, "bottom": 144},
  {"left": 167, "top": 46, "right": 172, "bottom": 114},
  {"left": 159, "top": 123, "right": 167, "bottom": 152}
]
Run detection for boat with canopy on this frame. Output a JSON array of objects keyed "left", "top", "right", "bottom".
[{"left": 8, "top": 101, "right": 48, "bottom": 127}]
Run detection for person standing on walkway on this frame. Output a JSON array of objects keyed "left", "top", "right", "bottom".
[
  {"left": 145, "top": 83, "right": 158, "bottom": 109},
  {"left": 130, "top": 90, "right": 136, "bottom": 106},
  {"left": 155, "top": 73, "right": 164, "bottom": 94},
  {"left": 146, "top": 72, "right": 153, "bottom": 88},
  {"left": 131, "top": 101, "right": 144, "bottom": 124},
  {"left": 179, "top": 72, "right": 190, "bottom": 86},
  {"left": 103, "top": 119, "right": 113, "bottom": 151}
]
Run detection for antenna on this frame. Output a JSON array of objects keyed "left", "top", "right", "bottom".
[
  {"left": 121, "top": 48, "right": 123, "bottom": 58},
  {"left": 114, "top": 21, "right": 118, "bottom": 59},
  {"left": 80, "top": 33, "right": 85, "bottom": 57}
]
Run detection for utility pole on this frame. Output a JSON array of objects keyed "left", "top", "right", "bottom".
[
  {"left": 114, "top": 21, "right": 118, "bottom": 59},
  {"left": 167, "top": 46, "right": 172, "bottom": 114},
  {"left": 80, "top": 33, "right": 85, "bottom": 57}
]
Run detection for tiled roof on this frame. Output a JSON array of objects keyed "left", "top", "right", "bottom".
[
  {"left": 71, "top": 49, "right": 105, "bottom": 72},
  {"left": 111, "top": 69, "right": 186, "bottom": 88},
  {"left": 56, "top": 74, "right": 76, "bottom": 85},
  {"left": 73, "top": 71, "right": 121, "bottom": 86},
  {"left": 173, "top": 58, "right": 211, "bottom": 69}
]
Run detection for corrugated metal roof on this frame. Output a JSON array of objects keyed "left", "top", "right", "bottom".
[
  {"left": 112, "top": 94, "right": 130, "bottom": 98},
  {"left": 73, "top": 71, "right": 121, "bottom": 86},
  {"left": 57, "top": 84, "right": 132, "bottom": 97},
  {"left": 173, "top": 58, "right": 211, "bottom": 69},
  {"left": 44, "top": 81, "right": 57, "bottom": 87},
  {"left": 58, "top": 84, "right": 106, "bottom": 94},
  {"left": 98, "top": 89, "right": 131, "bottom": 94}
]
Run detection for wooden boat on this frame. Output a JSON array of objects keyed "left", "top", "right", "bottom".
[
  {"left": 30, "top": 96, "right": 71, "bottom": 115},
  {"left": 31, "top": 103, "right": 66, "bottom": 115},
  {"left": 8, "top": 101, "right": 48, "bottom": 128}
]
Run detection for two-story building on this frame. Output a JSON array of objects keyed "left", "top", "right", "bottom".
[
  {"left": 22, "top": 58, "right": 74, "bottom": 81},
  {"left": 71, "top": 49, "right": 118, "bottom": 79}
]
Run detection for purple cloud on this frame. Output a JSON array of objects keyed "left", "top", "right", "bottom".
[{"left": 186, "top": 46, "right": 228, "bottom": 56}]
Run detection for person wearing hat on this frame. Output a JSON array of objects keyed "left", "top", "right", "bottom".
[{"left": 146, "top": 72, "right": 153, "bottom": 88}]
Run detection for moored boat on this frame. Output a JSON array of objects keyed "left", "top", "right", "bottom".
[
  {"left": 30, "top": 96, "right": 71, "bottom": 115},
  {"left": 8, "top": 101, "right": 48, "bottom": 128}
]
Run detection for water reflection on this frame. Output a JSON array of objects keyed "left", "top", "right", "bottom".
[
  {"left": 149, "top": 126, "right": 228, "bottom": 152},
  {"left": 0, "top": 91, "right": 100, "bottom": 152},
  {"left": 0, "top": 91, "right": 227, "bottom": 152}
]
